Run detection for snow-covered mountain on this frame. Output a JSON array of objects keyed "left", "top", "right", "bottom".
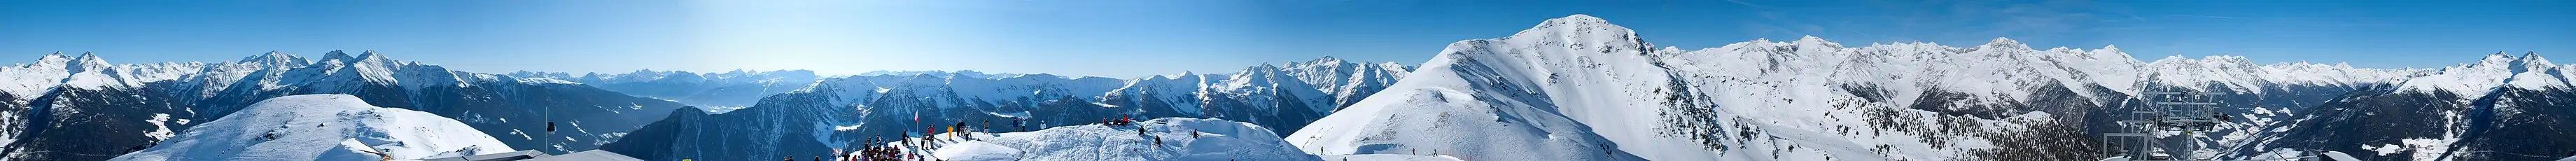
[
  {"left": 8, "top": 13, "right": 2561, "bottom": 161},
  {"left": 108, "top": 94, "right": 512, "bottom": 161},
  {"left": 598, "top": 57, "right": 1409, "bottom": 161},
  {"left": 855, "top": 118, "right": 1320, "bottom": 161},
  {"left": 0, "top": 51, "right": 688, "bottom": 160},
  {"left": 2246, "top": 52, "right": 2576, "bottom": 160},
  {"left": 510, "top": 69, "right": 821, "bottom": 108},
  {"left": 1284, "top": 14, "right": 2549, "bottom": 161}
]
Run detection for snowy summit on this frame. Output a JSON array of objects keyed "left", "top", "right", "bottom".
[{"left": 110, "top": 94, "right": 513, "bottom": 161}]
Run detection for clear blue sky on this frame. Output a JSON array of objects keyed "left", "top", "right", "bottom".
[{"left": 3, "top": 0, "right": 2570, "bottom": 77}]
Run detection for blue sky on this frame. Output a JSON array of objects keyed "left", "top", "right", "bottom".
[{"left": 3, "top": 0, "right": 2570, "bottom": 77}]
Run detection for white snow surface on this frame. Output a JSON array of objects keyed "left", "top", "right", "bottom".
[
  {"left": 1293, "top": 14, "right": 2445, "bottom": 161},
  {"left": 108, "top": 94, "right": 513, "bottom": 161},
  {"left": 0, "top": 50, "right": 573, "bottom": 102},
  {"left": 881, "top": 118, "right": 1319, "bottom": 161},
  {"left": 1292, "top": 14, "right": 1651, "bottom": 161}
]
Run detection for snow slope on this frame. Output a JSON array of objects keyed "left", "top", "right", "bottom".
[
  {"left": 0, "top": 50, "right": 687, "bottom": 160},
  {"left": 109, "top": 94, "right": 511, "bottom": 161},
  {"left": 1290, "top": 14, "right": 1654, "bottom": 161},
  {"left": 1295, "top": 14, "right": 2442, "bottom": 161},
  {"left": 871, "top": 118, "right": 1320, "bottom": 161}
]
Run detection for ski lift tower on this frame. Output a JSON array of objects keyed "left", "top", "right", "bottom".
[{"left": 2104, "top": 88, "right": 2230, "bottom": 161}]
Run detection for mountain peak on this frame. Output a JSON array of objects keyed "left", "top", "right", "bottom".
[
  {"left": 33, "top": 52, "right": 72, "bottom": 66},
  {"left": 2507, "top": 52, "right": 2554, "bottom": 72},
  {"left": 354, "top": 50, "right": 396, "bottom": 64},
  {"left": 240, "top": 50, "right": 309, "bottom": 65},
  {"left": 2470, "top": 52, "right": 2517, "bottom": 68},
  {"left": 1792, "top": 35, "right": 1842, "bottom": 49},
  {"left": 1515, "top": 14, "right": 1632, "bottom": 38},
  {"left": 66, "top": 51, "right": 111, "bottom": 73},
  {"left": 1494, "top": 14, "right": 1651, "bottom": 56},
  {"left": 1979, "top": 37, "right": 2028, "bottom": 50},
  {"left": 318, "top": 50, "right": 355, "bottom": 64},
  {"left": 1548, "top": 14, "right": 1609, "bottom": 24}
]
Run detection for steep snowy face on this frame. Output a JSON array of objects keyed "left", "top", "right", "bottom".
[
  {"left": 2259, "top": 62, "right": 2428, "bottom": 87},
  {"left": 1098, "top": 57, "right": 1413, "bottom": 118},
  {"left": 874, "top": 118, "right": 1320, "bottom": 161},
  {"left": 108, "top": 94, "right": 512, "bottom": 161},
  {"left": 0, "top": 53, "right": 78, "bottom": 100},
  {"left": 2146, "top": 55, "right": 2270, "bottom": 93},
  {"left": 2241, "top": 52, "right": 2576, "bottom": 161},
  {"left": 1208, "top": 64, "right": 1334, "bottom": 113},
  {"left": 2399, "top": 52, "right": 2563, "bottom": 97},
  {"left": 1292, "top": 14, "right": 1659, "bottom": 161},
  {"left": 1278, "top": 57, "right": 1415, "bottom": 108},
  {"left": 1091, "top": 57, "right": 1411, "bottom": 136},
  {"left": 265, "top": 50, "right": 474, "bottom": 94},
  {"left": 1104, "top": 73, "right": 1217, "bottom": 115}
]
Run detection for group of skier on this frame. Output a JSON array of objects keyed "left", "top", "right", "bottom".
[{"left": 850, "top": 137, "right": 911, "bottom": 161}]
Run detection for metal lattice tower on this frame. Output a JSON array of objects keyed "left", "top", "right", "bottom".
[{"left": 2104, "top": 88, "right": 2231, "bottom": 161}]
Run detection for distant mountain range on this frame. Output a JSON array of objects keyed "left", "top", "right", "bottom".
[
  {"left": 1287, "top": 14, "right": 2569, "bottom": 161},
  {"left": 0, "top": 50, "right": 685, "bottom": 160},
  {"left": 0, "top": 14, "right": 2566, "bottom": 161},
  {"left": 596, "top": 57, "right": 1412, "bottom": 161},
  {"left": 507, "top": 69, "right": 821, "bottom": 110}
]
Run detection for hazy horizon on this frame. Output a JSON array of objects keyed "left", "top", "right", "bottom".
[{"left": 4, "top": 0, "right": 2569, "bottom": 78}]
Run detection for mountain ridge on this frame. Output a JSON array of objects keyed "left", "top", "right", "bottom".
[{"left": 1290, "top": 14, "right": 2553, "bottom": 161}]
